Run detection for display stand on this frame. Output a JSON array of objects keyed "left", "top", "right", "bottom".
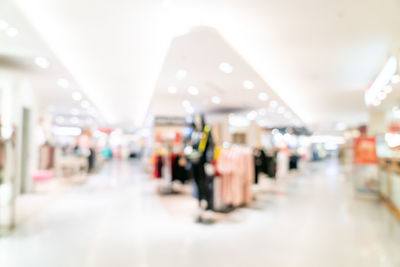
[{"left": 378, "top": 158, "right": 400, "bottom": 220}]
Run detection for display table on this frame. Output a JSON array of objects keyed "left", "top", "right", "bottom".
[
  {"left": 55, "top": 156, "right": 89, "bottom": 178},
  {"left": 378, "top": 158, "right": 400, "bottom": 219}
]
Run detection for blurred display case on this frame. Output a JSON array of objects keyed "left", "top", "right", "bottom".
[{"left": 378, "top": 158, "right": 400, "bottom": 218}]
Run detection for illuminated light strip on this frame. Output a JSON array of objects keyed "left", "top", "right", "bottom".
[
  {"left": 365, "top": 56, "right": 397, "bottom": 107},
  {"left": 51, "top": 126, "right": 82, "bottom": 136}
]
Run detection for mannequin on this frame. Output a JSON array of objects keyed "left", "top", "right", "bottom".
[{"left": 185, "top": 114, "right": 214, "bottom": 223}]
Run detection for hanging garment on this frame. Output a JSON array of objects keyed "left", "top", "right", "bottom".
[
  {"left": 265, "top": 155, "right": 277, "bottom": 178},
  {"left": 217, "top": 146, "right": 254, "bottom": 207},
  {"left": 254, "top": 149, "right": 267, "bottom": 184},
  {"left": 289, "top": 155, "right": 299, "bottom": 170},
  {"left": 154, "top": 155, "right": 163, "bottom": 178},
  {"left": 171, "top": 154, "right": 189, "bottom": 183}
]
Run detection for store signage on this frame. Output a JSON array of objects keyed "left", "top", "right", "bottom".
[
  {"left": 364, "top": 56, "right": 397, "bottom": 107},
  {"left": 354, "top": 137, "right": 377, "bottom": 164},
  {"left": 154, "top": 116, "right": 186, "bottom": 126}
]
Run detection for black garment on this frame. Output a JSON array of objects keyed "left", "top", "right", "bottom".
[
  {"left": 289, "top": 155, "right": 299, "bottom": 170},
  {"left": 265, "top": 155, "right": 277, "bottom": 178},
  {"left": 254, "top": 149, "right": 267, "bottom": 184},
  {"left": 88, "top": 148, "right": 96, "bottom": 172},
  {"left": 171, "top": 155, "right": 189, "bottom": 183},
  {"left": 254, "top": 148, "right": 277, "bottom": 181}
]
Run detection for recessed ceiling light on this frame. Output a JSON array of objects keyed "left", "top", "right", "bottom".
[
  {"left": 0, "top": 20, "right": 8, "bottom": 31},
  {"left": 258, "top": 92, "right": 268, "bottom": 101},
  {"left": 211, "top": 96, "right": 221, "bottom": 104},
  {"left": 335, "top": 122, "right": 347, "bottom": 131},
  {"left": 186, "top": 106, "right": 194, "bottom": 114},
  {"left": 81, "top": 100, "right": 90, "bottom": 109},
  {"left": 72, "top": 91, "right": 82, "bottom": 101},
  {"left": 277, "top": 106, "right": 285, "bottom": 114},
  {"left": 70, "top": 117, "right": 80, "bottom": 124},
  {"left": 372, "top": 99, "right": 381, "bottom": 106},
  {"left": 392, "top": 74, "right": 400, "bottom": 84},
  {"left": 182, "top": 100, "right": 191, "bottom": 108},
  {"left": 219, "top": 62, "right": 233, "bottom": 73},
  {"left": 384, "top": 85, "right": 393, "bottom": 93},
  {"left": 55, "top": 116, "right": 65, "bottom": 124},
  {"left": 71, "top": 108, "right": 80, "bottom": 116},
  {"left": 176, "top": 69, "right": 187, "bottom": 80},
  {"left": 188, "top": 86, "right": 199, "bottom": 95},
  {"left": 34, "top": 56, "right": 50, "bottom": 69},
  {"left": 243, "top": 80, "right": 254, "bottom": 89},
  {"left": 285, "top": 112, "right": 292, "bottom": 119},
  {"left": 258, "top": 120, "right": 268, "bottom": 127},
  {"left": 258, "top": 109, "right": 267, "bottom": 116},
  {"left": 5, "top": 27, "right": 18, "bottom": 37},
  {"left": 57, "top": 78, "right": 70, "bottom": 89},
  {"left": 269, "top": 100, "right": 278, "bottom": 108},
  {"left": 168, "top": 86, "right": 177, "bottom": 94},
  {"left": 247, "top": 110, "right": 258, "bottom": 121}
]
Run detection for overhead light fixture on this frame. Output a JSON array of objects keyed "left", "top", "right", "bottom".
[
  {"left": 186, "top": 106, "right": 194, "bottom": 114},
  {"left": 81, "top": 100, "right": 90, "bottom": 109},
  {"left": 219, "top": 62, "right": 233, "bottom": 73},
  {"left": 5, "top": 27, "right": 18, "bottom": 37},
  {"left": 258, "top": 120, "right": 268, "bottom": 127},
  {"left": 0, "top": 20, "right": 8, "bottom": 31},
  {"left": 188, "top": 86, "right": 199, "bottom": 95},
  {"left": 378, "top": 92, "right": 387, "bottom": 100},
  {"left": 57, "top": 78, "right": 70, "bottom": 89},
  {"left": 246, "top": 110, "right": 258, "bottom": 121},
  {"left": 211, "top": 96, "right": 221, "bottom": 104},
  {"left": 72, "top": 91, "right": 82, "bottom": 101},
  {"left": 34, "top": 56, "right": 50, "bottom": 69},
  {"left": 71, "top": 108, "right": 80, "bottom": 116},
  {"left": 70, "top": 117, "right": 80, "bottom": 125},
  {"left": 168, "top": 86, "right": 177, "bottom": 94},
  {"left": 258, "top": 92, "right": 268, "bottom": 101},
  {"left": 372, "top": 99, "right": 381, "bottom": 106},
  {"left": 243, "top": 80, "right": 254, "bottom": 90},
  {"left": 335, "top": 122, "right": 347, "bottom": 131},
  {"left": 55, "top": 116, "right": 65, "bottom": 124},
  {"left": 51, "top": 126, "right": 82, "bottom": 136},
  {"left": 365, "top": 56, "right": 397, "bottom": 107},
  {"left": 269, "top": 100, "right": 278, "bottom": 109},
  {"left": 284, "top": 112, "right": 292, "bottom": 119},
  {"left": 258, "top": 109, "right": 267, "bottom": 116},
  {"left": 176, "top": 69, "right": 187, "bottom": 80},
  {"left": 277, "top": 106, "right": 285, "bottom": 114},
  {"left": 182, "top": 100, "right": 191, "bottom": 108},
  {"left": 384, "top": 85, "right": 393, "bottom": 93},
  {"left": 392, "top": 74, "right": 400, "bottom": 84}
]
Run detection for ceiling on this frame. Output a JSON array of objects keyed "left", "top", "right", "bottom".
[
  {"left": 9, "top": 0, "right": 400, "bottom": 128},
  {"left": 0, "top": 0, "right": 103, "bottom": 127},
  {"left": 150, "top": 26, "right": 300, "bottom": 128}
]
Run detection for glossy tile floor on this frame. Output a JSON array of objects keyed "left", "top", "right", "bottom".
[{"left": 1, "top": 159, "right": 400, "bottom": 267}]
